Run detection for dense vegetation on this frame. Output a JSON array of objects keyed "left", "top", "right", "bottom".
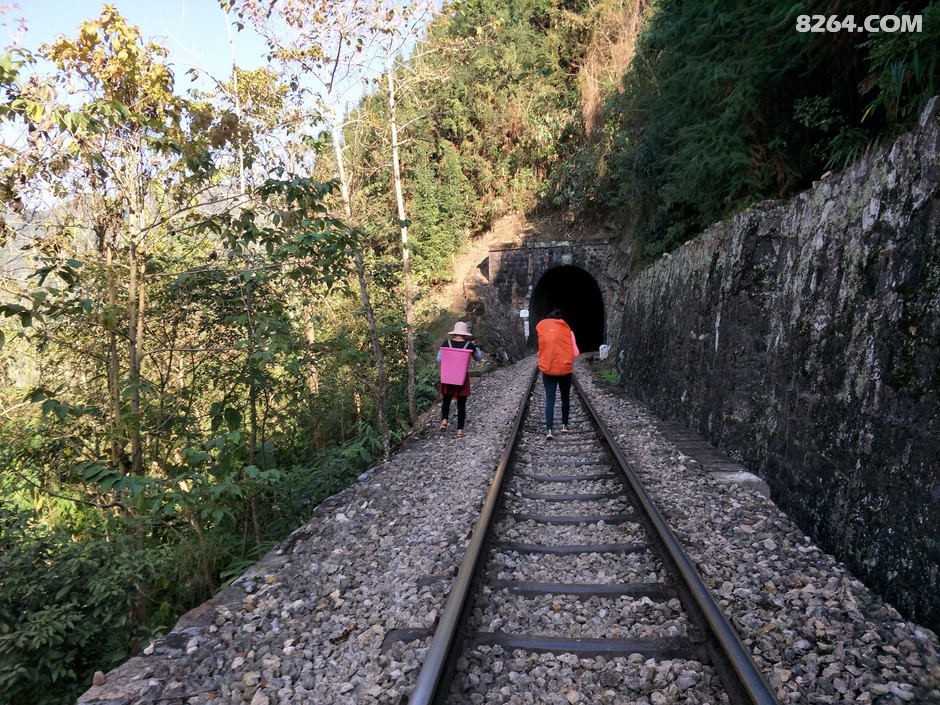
[
  {"left": 550, "top": 0, "right": 940, "bottom": 256},
  {"left": 0, "top": 0, "right": 936, "bottom": 701}
]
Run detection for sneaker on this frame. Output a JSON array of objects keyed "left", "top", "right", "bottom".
[
  {"left": 545, "top": 429, "right": 554, "bottom": 440},
  {"left": 561, "top": 425, "right": 569, "bottom": 434}
]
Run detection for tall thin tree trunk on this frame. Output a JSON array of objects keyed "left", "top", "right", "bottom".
[
  {"left": 329, "top": 97, "right": 390, "bottom": 459},
  {"left": 128, "top": 239, "right": 144, "bottom": 477},
  {"left": 128, "top": 230, "right": 148, "bottom": 626},
  {"left": 224, "top": 7, "right": 246, "bottom": 195},
  {"left": 105, "top": 246, "right": 123, "bottom": 471},
  {"left": 386, "top": 45, "right": 417, "bottom": 425},
  {"left": 302, "top": 303, "right": 320, "bottom": 399},
  {"left": 353, "top": 249, "right": 390, "bottom": 458},
  {"left": 249, "top": 385, "right": 258, "bottom": 466},
  {"left": 249, "top": 384, "right": 262, "bottom": 546},
  {"left": 301, "top": 303, "right": 323, "bottom": 447}
]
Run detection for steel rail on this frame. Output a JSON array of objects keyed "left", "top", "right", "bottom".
[
  {"left": 407, "top": 361, "right": 539, "bottom": 705},
  {"left": 574, "top": 377, "right": 780, "bottom": 705}
]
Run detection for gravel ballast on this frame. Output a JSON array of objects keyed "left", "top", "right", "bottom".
[{"left": 79, "top": 356, "right": 940, "bottom": 704}]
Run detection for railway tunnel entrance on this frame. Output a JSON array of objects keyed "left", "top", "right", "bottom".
[
  {"left": 529, "top": 265, "right": 605, "bottom": 352},
  {"left": 483, "top": 238, "right": 610, "bottom": 361}
]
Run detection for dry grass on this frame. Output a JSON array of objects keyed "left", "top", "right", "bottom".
[{"left": 578, "top": 0, "right": 653, "bottom": 135}]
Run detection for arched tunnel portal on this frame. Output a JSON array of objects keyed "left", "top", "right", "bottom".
[{"left": 529, "top": 265, "right": 605, "bottom": 352}]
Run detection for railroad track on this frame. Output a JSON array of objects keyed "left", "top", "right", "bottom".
[{"left": 408, "top": 367, "right": 779, "bottom": 704}]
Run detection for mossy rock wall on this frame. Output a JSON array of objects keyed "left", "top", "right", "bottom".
[{"left": 615, "top": 98, "right": 940, "bottom": 631}]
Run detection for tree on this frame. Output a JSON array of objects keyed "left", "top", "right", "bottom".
[
  {"left": 28, "top": 8, "right": 242, "bottom": 474},
  {"left": 0, "top": 6, "right": 251, "bottom": 622},
  {"left": 375, "top": 0, "right": 439, "bottom": 424},
  {"left": 0, "top": 8, "right": 368, "bottom": 697},
  {"left": 235, "top": 0, "right": 405, "bottom": 458}
]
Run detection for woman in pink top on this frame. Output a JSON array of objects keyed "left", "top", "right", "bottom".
[{"left": 437, "top": 321, "right": 482, "bottom": 437}]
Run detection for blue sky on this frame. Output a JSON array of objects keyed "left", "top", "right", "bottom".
[{"left": 5, "top": 0, "right": 270, "bottom": 90}]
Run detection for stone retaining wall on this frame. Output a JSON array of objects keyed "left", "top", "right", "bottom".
[{"left": 613, "top": 98, "right": 940, "bottom": 631}]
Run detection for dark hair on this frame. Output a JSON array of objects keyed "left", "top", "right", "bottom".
[{"left": 548, "top": 308, "right": 564, "bottom": 319}]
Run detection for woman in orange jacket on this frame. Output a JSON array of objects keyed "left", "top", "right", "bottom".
[{"left": 536, "top": 309, "right": 579, "bottom": 439}]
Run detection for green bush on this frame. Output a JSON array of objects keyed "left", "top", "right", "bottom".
[
  {"left": 862, "top": 1, "right": 940, "bottom": 127},
  {"left": 556, "top": 0, "right": 940, "bottom": 259},
  {"left": 0, "top": 504, "right": 152, "bottom": 705}
]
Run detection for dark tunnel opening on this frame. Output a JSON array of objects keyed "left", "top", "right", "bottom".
[{"left": 528, "top": 265, "right": 605, "bottom": 352}]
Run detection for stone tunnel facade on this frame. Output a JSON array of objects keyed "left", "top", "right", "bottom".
[{"left": 477, "top": 238, "right": 611, "bottom": 361}]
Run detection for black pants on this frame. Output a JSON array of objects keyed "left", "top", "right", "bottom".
[
  {"left": 542, "top": 372, "right": 572, "bottom": 429},
  {"left": 441, "top": 394, "right": 467, "bottom": 430}
]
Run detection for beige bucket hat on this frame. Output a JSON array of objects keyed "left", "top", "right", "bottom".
[{"left": 447, "top": 321, "right": 473, "bottom": 337}]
